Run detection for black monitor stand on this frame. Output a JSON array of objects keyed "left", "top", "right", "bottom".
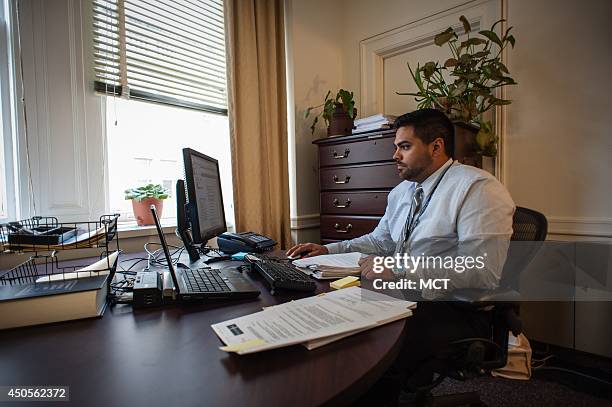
[{"left": 176, "top": 179, "right": 201, "bottom": 263}]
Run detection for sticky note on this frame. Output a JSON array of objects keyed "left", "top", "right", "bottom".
[
  {"left": 330, "top": 276, "right": 360, "bottom": 290},
  {"left": 220, "top": 338, "right": 266, "bottom": 352},
  {"left": 231, "top": 252, "right": 248, "bottom": 261}
]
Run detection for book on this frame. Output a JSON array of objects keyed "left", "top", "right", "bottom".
[{"left": 0, "top": 275, "right": 109, "bottom": 330}]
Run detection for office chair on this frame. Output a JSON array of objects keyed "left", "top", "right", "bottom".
[{"left": 405, "top": 207, "right": 548, "bottom": 407}]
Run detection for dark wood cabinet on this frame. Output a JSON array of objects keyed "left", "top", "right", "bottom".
[{"left": 314, "top": 129, "right": 400, "bottom": 242}]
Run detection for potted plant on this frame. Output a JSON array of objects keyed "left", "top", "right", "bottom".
[
  {"left": 124, "top": 183, "right": 169, "bottom": 226},
  {"left": 397, "top": 16, "right": 516, "bottom": 166},
  {"left": 305, "top": 89, "right": 357, "bottom": 137}
]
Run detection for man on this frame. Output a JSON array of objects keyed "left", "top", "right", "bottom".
[
  {"left": 287, "top": 108, "right": 515, "bottom": 401},
  {"left": 288, "top": 108, "right": 514, "bottom": 290}
]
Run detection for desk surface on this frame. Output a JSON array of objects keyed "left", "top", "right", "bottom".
[{"left": 0, "top": 254, "right": 406, "bottom": 406}]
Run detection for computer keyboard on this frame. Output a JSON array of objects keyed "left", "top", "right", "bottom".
[
  {"left": 252, "top": 259, "right": 316, "bottom": 294},
  {"left": 183, "top": 268, "right": 231, "bottom": 293}
]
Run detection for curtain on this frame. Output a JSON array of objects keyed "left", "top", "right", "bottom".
[{"left": 224, "top": 0, "right": 291, "bottom": 248}]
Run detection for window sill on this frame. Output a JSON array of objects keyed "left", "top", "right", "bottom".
[{"left": 117, "top": 220, "right": 176, "bottom": 238}]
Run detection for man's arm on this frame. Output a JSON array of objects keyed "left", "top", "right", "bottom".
[
  {"left": 325, "top": 211, "right": 397, "bottom": 255},
  {"left": 287, "top": 187, "right": 404, "bottom": 258}
]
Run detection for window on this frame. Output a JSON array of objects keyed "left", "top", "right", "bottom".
[
  {"left": 105, "top": 97, "right": 235, "bottom": 228},
  {"left": 95, "top": 0, "right": 234, "bottom": 229},
  {"left": 93, "top": 0, "right": 227, "bottom": 114},
  {"left": 0, "top": 0, "right": 16, "bottom": 222}
]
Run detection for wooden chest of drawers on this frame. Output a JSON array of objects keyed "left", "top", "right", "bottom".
[{"left": 313, "top": 129, "right": 400, "bottom": 244}]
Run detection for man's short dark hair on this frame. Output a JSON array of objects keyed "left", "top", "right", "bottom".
[{"left": 394, "top": 108, "right": 454, "bottom": 157}]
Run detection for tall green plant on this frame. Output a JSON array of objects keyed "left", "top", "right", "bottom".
[
  {"left": 305, "top": 89, "right": 356, "bottom": 134},
  {"left": 398, "top": 16, "right": 517, "bottom": 155}
]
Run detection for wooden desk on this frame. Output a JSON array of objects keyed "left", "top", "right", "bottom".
[{"left": 0, "top": 255, "right": 406, "bottom": 406}]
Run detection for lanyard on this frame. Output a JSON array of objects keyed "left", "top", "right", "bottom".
[{"left": 404, "top": 160, "right": 455, "bottom": 242}]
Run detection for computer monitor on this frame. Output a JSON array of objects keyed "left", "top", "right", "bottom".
[{"left": 182, "top": 148, "right": 227, "bottom": 244}]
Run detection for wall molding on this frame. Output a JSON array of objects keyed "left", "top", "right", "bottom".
[
  {"left": 358, "top": 0, "right": 508, "bottom": 183},
  {"left": 290, "top": 213, "right": 320, "bottom": 230},
  {"left": 548, "top": 216, "right": 612, "bottom": 238},
  {"left": 359, "top": 0, "right": 499, "bottom": 117}
]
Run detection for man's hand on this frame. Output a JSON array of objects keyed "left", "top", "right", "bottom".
[
  {"left": 359, "top": 255, "right": 395, "bottom": 281},
  {"left": 286, "top": 243, "right": 329, "bottom": 258}
]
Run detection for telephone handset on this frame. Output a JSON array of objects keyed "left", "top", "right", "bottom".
[{"left": 217, "top": 232, "right": 277, "bottom": 254}]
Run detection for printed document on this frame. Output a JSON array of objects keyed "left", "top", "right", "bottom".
[{"left": 211, "top": 287, "right": 415, "bottom": 354}]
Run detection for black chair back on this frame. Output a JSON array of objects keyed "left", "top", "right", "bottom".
[{"left": 500, "top": 207, "right": 548, "bottom": 289}]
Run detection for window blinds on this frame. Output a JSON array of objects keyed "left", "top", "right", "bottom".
[{"left": 93, "top": 0, "right": 227, "bottom": 115}]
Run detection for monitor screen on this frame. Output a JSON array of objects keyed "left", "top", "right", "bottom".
[{"left": 182, "top": 148, "right": 227, "bottom": 244}]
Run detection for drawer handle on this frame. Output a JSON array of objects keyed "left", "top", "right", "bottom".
[
  {"left": 334, "top": 223, "right": 353, "bottom": 233},
  {"left": 333, "top": 198, "right": 351, "bottom": 208},
  {"left": 333, "top": 175, "right": 350, "bottom": 184},
  {"left": 332, "top": 148, "right": 350, "bottom": 159}
]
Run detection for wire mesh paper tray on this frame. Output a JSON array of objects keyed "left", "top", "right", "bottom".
[
  {"left": 0, "top": 214, "right": 120, "bottom": 253},
  {"left": 0, "top": 251, "right": 119, "bottom": 287}
]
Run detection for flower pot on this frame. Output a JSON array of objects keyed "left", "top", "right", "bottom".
[
  {"left": 482, "top": 155, "right": 495, "bottom": 175},
  {"left": 131, "top": 198, "right": 164, "bottom": 226},
  {"left": 452, "top": 121, "right": 482, "bottom": 168},
  {"left": 327, "top": 104, "right": 356, "bottom": 137}
]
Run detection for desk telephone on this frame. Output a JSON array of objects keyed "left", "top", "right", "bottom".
[{"left": 217, "top": 232, "right": 277, "bottom": 254}]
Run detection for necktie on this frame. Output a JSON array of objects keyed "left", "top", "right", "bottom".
[
  {"left": 395, "top": 184, "right": 424, "bottom": 256},
  {"left": 408, "top": 184, "right": 424, "bottom": 236}
]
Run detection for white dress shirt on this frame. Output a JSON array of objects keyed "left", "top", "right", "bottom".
[{"left": 325, "top": 159, "right": 515, "bottom": 298}]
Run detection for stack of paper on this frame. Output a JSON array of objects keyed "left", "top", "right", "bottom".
[
  {"left": 5, "top": 226, "right": 108, "bottom": 251},
  {"left": 353, "top": 114, "right": 397, "bottom": 134},
  {"left": 293, "top": 252, "right": 366, "bottom": 279},
  {"left": 211, "top": 287, "right": 416, "bottom": 355}
]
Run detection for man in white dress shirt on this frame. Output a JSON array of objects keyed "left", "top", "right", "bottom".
[
  {"left": 287, "top": 108, "right": 515, "bottom": 402},
  {"left": 288, "top": 109, "right": 514, "bottom": 291}
]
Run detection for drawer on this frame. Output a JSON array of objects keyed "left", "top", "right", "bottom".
[
  {"left": 321, "top": 191, "right": 388, "bottom": 215},
  {"left": 320, "top": 163, "right": 401, "bottom": 191},
  {"left": 320, "top": 215, "right": 381, "bottom": 240},
  {"left": 319, "top": 136, "right": 395, "bottom": 167}
]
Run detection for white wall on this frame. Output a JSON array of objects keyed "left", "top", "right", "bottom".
[
  {"left": 505, "top": 0, "right": 612, "bottom": 239},
  {"left": 287, "top": 0, "right": 612, "bottom": 242},
  {"left": 340, "top": 0, "right": 469, "bottom": 110},
  {"left": 285, "top": 0, "right": 345, "bottom": 243}
]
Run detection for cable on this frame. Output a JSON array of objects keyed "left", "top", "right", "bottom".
[
  {"left": 14, "top": 0, "right": 36, "bottom": 215},
  {"left": 118, "top": 257, "right": 149, "bottom": 272},
  {"left": 532, "top": 355, "right": 556, "bottom": 363}
]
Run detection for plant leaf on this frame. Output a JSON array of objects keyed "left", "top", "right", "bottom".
[
  {"left": 506, "top": 34, "right": 516, "bottom": 48},
  {"left": 310, "top": 116, "right": 318, "bottom": 134},
  {"left": 479, "top": 30, "right": 502, "bottom": 47},
  {"left": 450, "top": 81, "right": 467, "bottom": 97},
  {"left": 459, "top": 15, "right": 471, "bottom": 33},
  {"left": 461, "top": 38, "right": 487, "bottom": 48},
  {"left": 434, "top": 27, "right": 456, "bottom": 46},
  {"left": 444, "top": 58, "right": 458, "bottom": 67},
  {"left": 423, "top": 61, "right": 437, "bottom": 79},
  {"left": 491, "top": 19, "right": 505, "bottom": 33}
]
